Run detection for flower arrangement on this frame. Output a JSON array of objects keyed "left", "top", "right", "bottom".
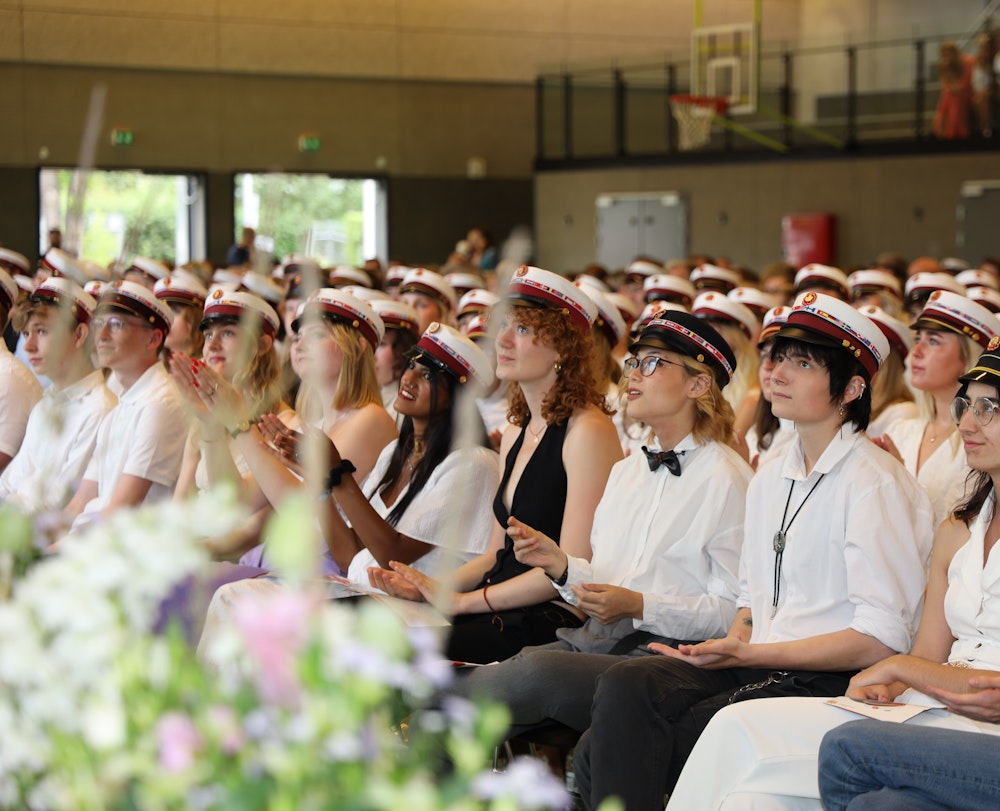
[{"left": 0, "top": 491, "right": 570, "bottom": 811}]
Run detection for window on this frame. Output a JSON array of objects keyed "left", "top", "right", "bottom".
[
  {"left": 233, "top": 174, "right": 386, "bottom": 266},
  {"left": 38, "top": 169, "right": 205, "bottom": 266}
]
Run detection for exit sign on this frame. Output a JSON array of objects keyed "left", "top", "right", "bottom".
[
  {"left": 110, "top": 128, "right": 134, "bottom": 147},
  {"left": 298, "top": 134, "right": 321, "bottom": 152}
]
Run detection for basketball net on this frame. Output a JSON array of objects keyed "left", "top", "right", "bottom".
[{"left": 670, "top": 95, "right": 728, "bottom": 151}]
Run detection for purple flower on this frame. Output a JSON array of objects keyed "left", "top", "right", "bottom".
[{"left": 157, "top": 712, "right": 203, "bottom": 774}]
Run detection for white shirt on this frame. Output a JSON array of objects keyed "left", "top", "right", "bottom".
[
  {"left": 0, "top": 370, "right": 116, "bottom": 512},
  {"left": 556, "top": 433, "right": 752, "bottom": 642},
  {"left": 742, "top": 427, "right": 934, "bottom": 654},
  {"left": 745, "top": 417, "right": 795, "bottom": 470},
  {"left": 0, "top": 342, "right": 43, "bottom": 458},
  {"left": 944, "top": 493, "right": 1000, "bottom": 671},
  {"left": 887, "top": 416, "right": 968, "bottom": 532},
  {"left": 73, "top": 363, "right": 189, "bottom": 529},
  {"left": 476, "top": 384, "right": 509, "bottom": 438},
  {"left": 347, "top": 440, "right": 500, "bottom": 583}
]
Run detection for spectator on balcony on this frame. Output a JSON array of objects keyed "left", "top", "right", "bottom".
[
  {"left": 934, "top": 40, "right": 975, "bottom": 140},
  {"left": 973, "top": 32, "right": 997, "bottom": 137}
]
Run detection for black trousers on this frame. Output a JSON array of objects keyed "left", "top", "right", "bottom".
[{"left": 573, "top": 655, "right": 853, "bottom": 811}]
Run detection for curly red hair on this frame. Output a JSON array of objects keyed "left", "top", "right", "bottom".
[{"left": 505, "top": 306, "right": 611, "bottom": 427}]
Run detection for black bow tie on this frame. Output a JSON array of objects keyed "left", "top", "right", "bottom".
[{"left": 641, "top": 446, "right": 684, "bottom": 476}]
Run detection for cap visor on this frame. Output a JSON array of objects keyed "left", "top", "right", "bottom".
[
  {"left": 406, "top": 347, "right": 457, "bottom": 381},
  {"left": 911, "top": 315, "right": 963, "bottom": 336},
  {"left": 773, "top": 323, "right": 844, "bottom": 349}
]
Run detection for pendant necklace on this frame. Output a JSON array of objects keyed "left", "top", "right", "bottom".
[
  {"left": 406, "top": 436, "right": 426, "bottom": 473},
  {"left": 772, "top": 474, "right": 826, "bottom": 618},
  {"left": 526, "top": 421, "right": 547, "bottom": 444}
]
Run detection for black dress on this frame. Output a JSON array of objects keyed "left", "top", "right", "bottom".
[{"left": 447, "top": 419, "right": 583, "bottom": 663}]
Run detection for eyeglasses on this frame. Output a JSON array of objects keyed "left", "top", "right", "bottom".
[
  {"left": 951, "top": 395, "right": 1000, "bottom": 426},
  {"left": 92, "top": 315, "right": 149, "bottom": 334},
  {"left": 623, "top": 355, "right": 685, "bottom": 377}
]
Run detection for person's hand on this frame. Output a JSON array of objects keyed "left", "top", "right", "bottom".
[
  {"left": 845, "top": 682, "right": 896, "bottom": 703},
  {"left": 570, "top": 583, "right": 642, "bottom": 624},
  {"left": 387, "top": 561, "right": 454, "bottom": 612},
  {"left": 869, "top": 433, "right": 904, "bottom": 465},
  {"left": 508, "top": 516, "right": 566, "bottom": 575},
  {"left": 848, "top": 655, "right": 903, "bottom": 694},
  {"left": 168, "top": 353, "right": 225, "bottom": 433},
  {"left": 258, "top": 414, "right": 340, "bottom": 475},
  {"left": 487, "top": 428, "right": 503, "bottom": 453},
  {"left": 925, "top": 675, "right": 1000, "bottom": 723},
  {"left": 647, "top": 636, "right": 748, "bottom": 669},
  {"left": 367, "top": 567, "right": 424, "bottom": 602},
  {"left": 257, "top": 414, "right": 304, "bottom": 476},
  {"left": 188, "top": 359, "right": 250, "bottom": 433}
]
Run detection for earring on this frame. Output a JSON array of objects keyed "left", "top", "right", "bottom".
[
  {"left": 838, "top": 403, "right": 845, "bottom": 417},
  {"left": 554, "top": 361, "right": 563, "bottom": 374}
]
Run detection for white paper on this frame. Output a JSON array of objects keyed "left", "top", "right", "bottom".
[{"left": 825, "top": 696, "right": 937, "bottom": 723}]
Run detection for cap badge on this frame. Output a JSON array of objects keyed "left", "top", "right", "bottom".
[
  {"left": 515, "top": 265, "right": 528, "bottom": 277},
  {"left": 428, "top": 322, "right": 441, "bottom": 333},
  {"left": 213, "top": 289, "right": 224, "bottom": 299},
  {"left": 802, "top": 292, "right": 817, "bottom": 305},
  {"left": 929, "top": 290, "right": 942, "bottom": 301},
  {"left": 696, "top": 353, "right": 704, "bottom": 363},
  {"left": 989, "top": 336, "right": 1000, "bottom": 352}
]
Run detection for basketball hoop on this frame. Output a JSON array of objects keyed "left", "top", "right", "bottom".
[{"left": 670, "top": 94, "right": 728, "bottom": 151}]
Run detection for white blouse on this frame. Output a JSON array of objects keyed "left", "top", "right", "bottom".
[{"left": 346, "top": 441, "right": 500, "bottom": 583}]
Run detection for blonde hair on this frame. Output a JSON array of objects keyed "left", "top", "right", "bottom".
[
  {"left": 870, "top": 351, "right": 913, "bottom": 420},
  {"left": 679, "top": 354, "right": 737, "bottom": 444},
  {"left": 295, "top": 320, "right": 382, "bottom": 422},
  {"left": 589, "top": 327, "right": 621, "bottom": 392},
  {"left": 708, "top": 320, "right": 758, "bottom": 416},
  {"left": 236, "top": 342, "right": 285, "bottom": 419}
]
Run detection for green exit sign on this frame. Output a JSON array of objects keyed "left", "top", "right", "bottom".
[
  {"left": 110, "top": 128, "right": 134, "bottom": 147},
  {"left": 298, "top": 134, "right": 321, "bottom": 152}
]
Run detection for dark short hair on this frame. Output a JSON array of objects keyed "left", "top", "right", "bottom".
[{"left": 770, "top": 336, "right": 872, "bottom": 431}]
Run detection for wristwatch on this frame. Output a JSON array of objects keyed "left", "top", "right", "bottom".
[
  {"left": 547, "top": 562, "right": 570, "bottom": 587},
  {"left": 229, "top": 419, "right": 254, "bottom": 439}
]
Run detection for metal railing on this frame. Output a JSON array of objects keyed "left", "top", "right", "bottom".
[{"left": 536, "top": 29, "right": 1000, "bottom": 167}]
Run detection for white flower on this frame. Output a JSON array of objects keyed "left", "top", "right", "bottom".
[
  {"left": 80, "top": 695, "right": 127, "bottom": 751},
  {"left": 472, "top": 757, "right": 571, "bottom": 810}
]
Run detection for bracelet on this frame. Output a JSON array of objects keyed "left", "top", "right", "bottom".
[
  {"left": 324, "top": 459, "right": 357, "bottom": 490},
  {"left": 482, "top": 583, "right": 498, "bottom": 614},
  {"left": 229, "top": 419, "right": 254, "bottom": 439},
  {"left": 483, "top": 584, "right": 504, "bottom": 632},
  {"left": 547, "top": 562, "right": 570, "bottom": 587}
]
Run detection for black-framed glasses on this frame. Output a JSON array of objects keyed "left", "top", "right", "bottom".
[
  {"left": 951, "top": 395, "right": 1000, "bottom": 426},
  {"left": 623, "top": 355, "right": 685, "bottom": 377}
]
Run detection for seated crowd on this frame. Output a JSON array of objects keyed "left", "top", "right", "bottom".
[{"left": 4, "top": 240, "right": 1000, "bottom": 810}]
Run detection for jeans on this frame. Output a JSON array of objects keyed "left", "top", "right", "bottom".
[{"left": 819, "top": 721, "right": 1000, "bottom": 811}]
